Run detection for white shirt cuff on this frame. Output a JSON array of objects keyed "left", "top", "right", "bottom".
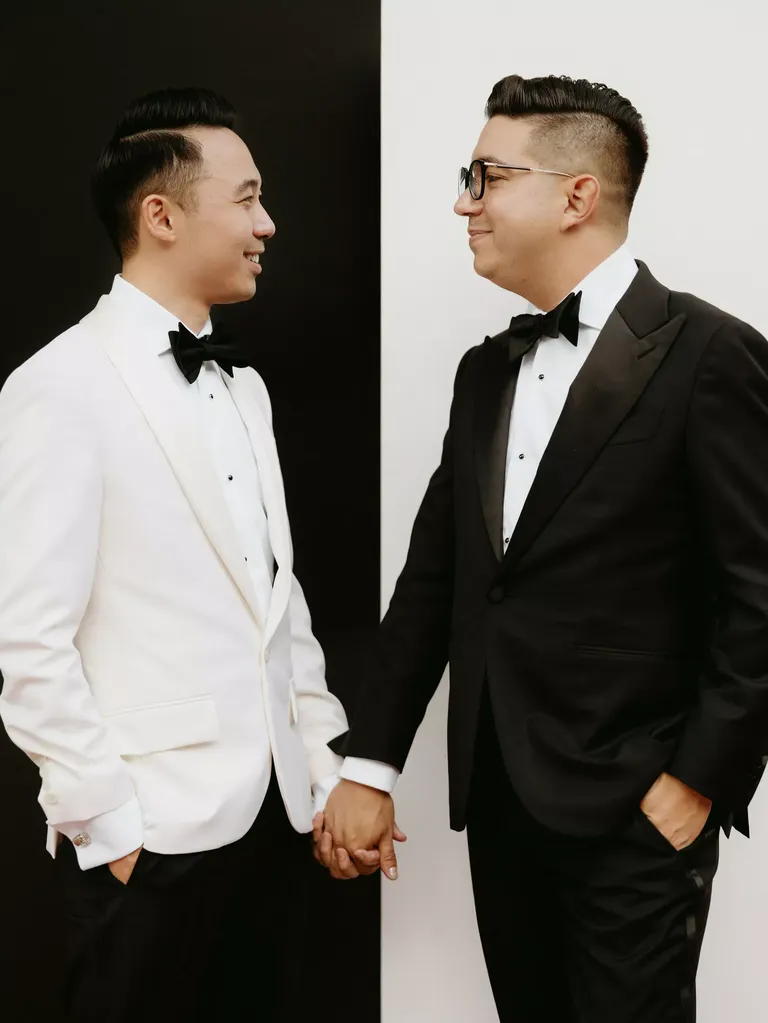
[
  {"left": 341, "top": 757, "right": 400, "bottom": 794},
  {"left": 53, "top": 797, "right": 145, "bottom": 870},
  {"left": 312, "top": 772, "right": 341, "bottom": 814}
]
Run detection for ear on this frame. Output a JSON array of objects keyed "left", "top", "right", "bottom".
[
  {"left": 139, "top": 193, "right": 180, "bottom": 245},
  {"left": 561, "top": 174, "right": 600, "bottom": 231}
]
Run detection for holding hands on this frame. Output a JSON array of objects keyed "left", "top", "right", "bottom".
[{"left": 313, "top": 780, "right": 406, "bottom": 880}]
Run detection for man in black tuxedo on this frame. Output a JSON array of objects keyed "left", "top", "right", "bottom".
[{"left": 317, "top": 74, "right": 768, "bottom": 1020}]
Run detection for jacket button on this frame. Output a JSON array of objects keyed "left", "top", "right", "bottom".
[{"left": 488, "top": 586, "right": 505, "bottom": 604}]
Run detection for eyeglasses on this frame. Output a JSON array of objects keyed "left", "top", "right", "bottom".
[{"left": 458, "top": 159, "right": 573, "bottom": 201}]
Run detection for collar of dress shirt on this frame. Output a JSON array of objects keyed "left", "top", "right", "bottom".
[
  {"left": 108, "top": 274, "right": 213, "bottom": 354},
  {"left": 526, "top": 243, "right": 639, "bottom": 332}
]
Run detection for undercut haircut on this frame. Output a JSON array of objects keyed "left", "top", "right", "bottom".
[
  {"left": 92, "top": 87, "right": 238, "bottom": 258},
  {"left": 485, "top": 74, "right": 649, "bottom": 219}
]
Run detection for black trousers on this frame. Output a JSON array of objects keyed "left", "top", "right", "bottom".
[
  {"left": 467, "top": 701, "right": 720, "bottom": 1023},
  {"left": 57, "top": 770, "right": 311, "bottom": 1022}
]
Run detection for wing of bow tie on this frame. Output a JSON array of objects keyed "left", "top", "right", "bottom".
[
  {"left": 169, "top": 322, "right": 250, "bottom": 384},
  {"left": 506, "top": 290, "right": 582, "bottom": 354}
]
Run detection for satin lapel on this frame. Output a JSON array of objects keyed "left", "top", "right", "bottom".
[
  {"left": 474, "top": 333, "right": 529, "bottom": 561},
  {"left": 223, "top": 370, "right": 293, "bottom": 642},
  {"left": 503, "top": 271, "right": 686, "bottom": 571},
  {"left": 95, "top": 310, "right": 265, "bottom": 628}
]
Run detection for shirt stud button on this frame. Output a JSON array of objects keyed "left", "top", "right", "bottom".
[
  {"left": 518, "top": 454, "right": 525, "bottom": 460},
  {"left": 227, "top": 475, "right": 234, "bottom": 481},
  {"left": 538, "top": 374, "right": 544, "bottom": 380}
]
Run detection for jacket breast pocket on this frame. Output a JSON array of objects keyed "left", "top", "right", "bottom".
[
  {"left": 103, "top": 695, "right": 220, "bottom": 756},
  {"left": 573, "top": 644, "right": 686, "bottom": 663},
  {"left": 606, "top": 405, "right": 664, "bottom": 446}
]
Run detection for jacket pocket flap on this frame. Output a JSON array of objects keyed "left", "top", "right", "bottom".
[{"left": 104, "top": 696, "right": 219, "bottom": 756}]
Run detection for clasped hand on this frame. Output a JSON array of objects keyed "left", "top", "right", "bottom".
[{"left": 312, "top": 779, "right": 407, "bottom": 880}]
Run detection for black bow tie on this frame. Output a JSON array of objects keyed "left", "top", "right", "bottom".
[
  {"left": 505, "top": 291, "right": 582, "bottom": 358},
  {"left": 169, "top": 322, "right": 250, "bottom": 384}
]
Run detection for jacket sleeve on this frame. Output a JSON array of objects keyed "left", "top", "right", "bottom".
[
  {"left": 289, "top": 572, "right": 347, "bottom": 785},
  {"left": 337, "top": 349, "right": 473, "bottom": 771},
  {"left": 669, "top": 319, "right": 768, "bottom": 809},
  {"left": 0, "top": 362, "right": 142, "bottom": 865},
  {"left": 245, "top": 367, "right": 348, "bottom": 786}
]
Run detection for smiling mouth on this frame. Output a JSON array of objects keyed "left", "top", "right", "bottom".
[{"left": 245, "top": 253, "right": 261, "bottom": 264}]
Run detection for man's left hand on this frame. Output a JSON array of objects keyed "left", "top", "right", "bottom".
[{"left": 640, "top": 772, "right": 712, "bottom": 851}]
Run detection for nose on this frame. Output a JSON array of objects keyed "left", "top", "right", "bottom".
[
  {"left": 255, "top": 201, "right": 276, "bottom": 240},
  {"left": 454, "top": 190, "right": 481, "bottom": 217}
]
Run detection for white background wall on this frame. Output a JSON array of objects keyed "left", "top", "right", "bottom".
[{"left": 380, "top": 2, "right": 768, "bottom": 1020}]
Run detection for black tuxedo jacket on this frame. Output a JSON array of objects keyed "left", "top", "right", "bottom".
[{"left": 339, "top": 263, "right": 768, "bottom": 837}]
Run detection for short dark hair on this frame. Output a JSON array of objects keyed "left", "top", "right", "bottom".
[
  {"left": 485, "top": 75, "right": 649, "bottom": 218},
  {"left": 92, "top": 87, "right": 238, "bottom": 258}
]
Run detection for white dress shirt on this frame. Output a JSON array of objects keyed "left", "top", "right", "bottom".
[
  {"left": 55, "top": 277, "right": 339, "bottom": 866},
  {"left": 341, "top": 245, "right": 639, "bottom": 794}
]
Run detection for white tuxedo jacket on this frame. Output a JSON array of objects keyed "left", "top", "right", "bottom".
[{"left": 0, "top": 289, "right": 347, "bottom": 861}]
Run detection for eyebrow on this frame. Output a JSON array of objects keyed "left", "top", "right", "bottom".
[
  {"left": 474, "top": 155, "right": 522, "bottom": 167},
  {"left": 233, "top": 177, "right": 261, "bottom": 196}
]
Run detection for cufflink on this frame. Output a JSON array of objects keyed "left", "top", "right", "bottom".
[{"left": 72, "top": 832, "right": 92, "bottom": 848}]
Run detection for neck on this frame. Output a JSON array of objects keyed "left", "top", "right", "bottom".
[
  {"left": 516, "top": 231, "right": 627, "bottom": 312},
  {"left": 121, "top": 256, "right": 210, "bottom": 334}
]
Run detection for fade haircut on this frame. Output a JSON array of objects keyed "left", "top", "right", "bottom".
[{"left": 485, "top": 74, "right": 649, "bottom": 219}]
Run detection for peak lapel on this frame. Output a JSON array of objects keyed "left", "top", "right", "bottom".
[
  {"left": 95, "top": 313, "right": 265, "bottom": 629},
  {"left": 503, "top": 264, "right": 686, "bottom": 570}
]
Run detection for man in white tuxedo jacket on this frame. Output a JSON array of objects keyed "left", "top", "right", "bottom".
[{"left": 0, "top": 87, "right": 348, "bottom": 1020}]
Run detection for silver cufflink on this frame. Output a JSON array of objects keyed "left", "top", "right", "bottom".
[{"left": 72, "top": 833, "right": 92, "bottom": 848}]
